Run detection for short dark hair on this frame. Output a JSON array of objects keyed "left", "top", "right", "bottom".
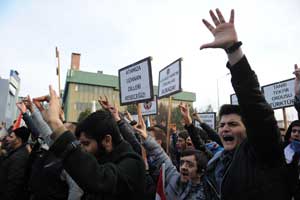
[
  {"left": 148, "top": 127, "right": 167, "bottom": 151},
  {"left": 13, "top": 126, "right": 30, "bottom": 143},
  {"left": 219, "top": 104, "right": 242, "bottom": 119},
  {"left": 75, "top": 110, "right": 122, "bottom": 145},
  {"left": 178, "top": 130, "right": 189, "bottom": 140},
  {"left": 181, "top": 149, "right": 208, "bottom": 174}
]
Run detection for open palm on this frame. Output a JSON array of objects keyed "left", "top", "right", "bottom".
[{"left": 201, "top": 9, "right": 238, "bottom": 50}]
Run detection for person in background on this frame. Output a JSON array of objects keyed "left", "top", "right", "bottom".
[{"left": 0, "top": 126, "right": 30, "bottom": 200}]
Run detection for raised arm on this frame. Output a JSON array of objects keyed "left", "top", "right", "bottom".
[
  {"left": 133, "top": 110, "right": 179, "bottom": 185},
  {"left": 192, "top": 112, "right": 222, "bottom": 146},
  {"left": 179, "top": 103, "right": 207, "bottom": 151},
  {"left": 98, "top": 96, "right": 142, "bottom": 155},
  {"left": 201, "top": 9, "right": 282, "bottom": 163},
  {"left": 293, "top": 64, "right": 300, "bottom": 119}
]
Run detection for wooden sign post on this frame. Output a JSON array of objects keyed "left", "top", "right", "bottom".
[{"left": 166, "top": 96, "right": 173, "bottom": 154}]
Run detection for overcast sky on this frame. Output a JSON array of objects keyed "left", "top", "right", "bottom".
[{"left": 1, "top": 0, "right": 300, "bottom": 120}]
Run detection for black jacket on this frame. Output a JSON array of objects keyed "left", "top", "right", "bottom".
[
  {"left": 50, "top": 132, "right": 146, "bottom": 200},
  {"left": 0, "top": 144, "right": 29, "bottom": 200},
  {"left": 205, "top": 56, "right": 290, "bottom": 200}
]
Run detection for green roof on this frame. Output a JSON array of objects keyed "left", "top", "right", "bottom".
[
  {"left": 63, "top": 69, "right": 196, "bottom": 102},
  {"left": 66, "top": 70, "right": 119, "bottom": 89}
]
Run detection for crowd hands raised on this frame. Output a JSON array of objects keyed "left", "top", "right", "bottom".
[{"left": 0, "top": 8, "right": 300, "bottom": 200}]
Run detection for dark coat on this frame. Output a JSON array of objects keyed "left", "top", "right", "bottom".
[
  {"left": 0, "top": 144, "right": 29, "bottom": 200},
  {"left": 205, "top": 56, "right": 290, "bottom": 200},
  {"left": 50, "top": 133, "right": 146, "bottom": 200}
]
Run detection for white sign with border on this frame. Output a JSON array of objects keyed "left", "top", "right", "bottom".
[
  {"left": 262, "top": 78, "right": 295, "bottom": 109},
  {"left": 199, "top": 112, "right": 217, "bottom": 130},
  {"left": 141, "top": 96, "right": 158, "bottom": 116},
  {"left": 158, "top": 58, "right": 182, "bottom": 98},
  {"left": 230, "top": 94, "right": 239, "bottom": 105},
  {"left": 119, "top": 57, "right": 154, "bottom": 105}
]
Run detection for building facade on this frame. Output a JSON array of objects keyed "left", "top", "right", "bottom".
[{"left": 0, "top": 70, "right": 21, "bottom": 127}]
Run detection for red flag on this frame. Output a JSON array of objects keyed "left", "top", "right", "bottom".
[
  {"left": 12, "top": 113, "right": 22, "bottom": 131},
  {"left": 155, "top": 163, "right": 166, "bottom": 200}
]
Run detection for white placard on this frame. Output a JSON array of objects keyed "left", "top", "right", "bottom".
[
  {"left": 119, "top": 57, "right": 153, "bottom": 105},
  {"left": 158, "top": 58, "right": 182, "bottom": 98},
  {"left": 141, "top": 96, "right": 157, "bottom": 116},
  {"left": 230, "top": 94, "right": 239, "bottom": 105},
  {"left": 199, "top": 112, "right": 217, "bottom": 130},
  {"left": 262, "top": 78, "right": 295, "bottom": 109}
]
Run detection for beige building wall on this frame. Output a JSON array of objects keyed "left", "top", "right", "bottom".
[{"left": 66, "top": 83, "right": 126, "bottom": 122}]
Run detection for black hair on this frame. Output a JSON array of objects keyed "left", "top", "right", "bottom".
[
  {"left": 284, "top": 120, "right": 300, "bottom": 145},
  {"left": 178, "top": 130, "right": 189, "bottom": 140},
  {"left": 219, "top": 104, "right": 242, "bottom": 119},
  {"left": 180, "top": 149, "right": 208, "bottom": 174},
  {"left": 75, "top": 110, "right": 122, "bottom": 146}
]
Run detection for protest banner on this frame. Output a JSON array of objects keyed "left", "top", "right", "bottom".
[{"left": 119, "top": 57, "right": 153, "bottom": 105}]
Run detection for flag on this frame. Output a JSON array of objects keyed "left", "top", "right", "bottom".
[
  {"left": 12, "top": 113, "right": 23, "bottom": 131},
  {"left": 155, "top": 163, "right": 166, "bottom": 200}
]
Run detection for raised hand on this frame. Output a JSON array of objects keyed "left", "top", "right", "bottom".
[
  {"left": 178, "top": 102, "right": 192, "bottom": 125},
  {"left": 200, "top": 9, "right": 238, "bottom": 50},
  {"left": 16, "top": 102, "right": 27, "bottom": 114},
  {"left": 42, "top": 86, "right": 64, "bottom": 131},
  {"left": 134, "top": 103, "right": 147, "bottom": 139},
  {"left": 192, "top": 112, "right": 203, "bottom": 123},
  {"left": 124, "top": 110, "right": 133, "bottom": 122},
  {"left": 22, "top": 95, "right": 34, "bottom": 113},
  {"left": 294, "top": 64, "right": 300, "bottom": 96},
  {"left": 98, "top": 96, "right": 120, "bottom": 121},
  {"left": 32, "top": 95, "right": 49, "bottom": 114}
]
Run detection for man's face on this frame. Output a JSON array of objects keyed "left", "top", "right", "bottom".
[
  {"left": 218, "top": 114, "right": 246, "bottom": 151},
  {"left": 176, "top": 137, "right": 187, "bottom": 152},
  {"left": 6, "top": 132, "right": 21, "bottom": 150},
  {"left": 179, "top": 155, "right": 199, "bottom": 183},
  {"left": 79, "top": 132, "right": 98, "bottom": 155},
  {"left": 186, "top": 136, "right": 194, "bottom": 148},
  {"left": 291, "top": 126, "right": 300, "bottom": 141}
]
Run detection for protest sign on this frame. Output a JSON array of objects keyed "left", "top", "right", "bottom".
[
  {"left": 194, "top": 112, "right": 217, "bottom": 130},
  {"left": 158, "top": 58, "right": 182, "bottom": 98},
  {"left": 262, "top": 78, "right": 294, "bottom": 109},
  {"left": 141, "top": 96, "right": 158, "bottom": 116},
  {"left": 230, "top": 94, "right": 238, "bottom": 105},
  {"left": 119, "top": 57, "right": 153, "bottom": 105}
]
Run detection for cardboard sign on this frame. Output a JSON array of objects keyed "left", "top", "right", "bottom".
[
  {"left": 141, "top": 96, "right": 158, "bottom": 116},
  {"left": 119, "top": 57, "right": 154, "bottom": 105},
  {"left": 262, "top": 78, "right": 295, "bottom": 109},
  {"left": 230, "top": 94, "right": 238, "bottom": 105},
  {"left": 199, "top": 112, "right": 217, "bottom": 130},
  {"left": 158, "top": 58, "right": 182, "bottom": 98}
]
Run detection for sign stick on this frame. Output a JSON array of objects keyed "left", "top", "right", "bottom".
[
  {"left": 56, "top": 47, "right": 61, "bottom": 97},
  {"left": 283, "top": 107, "right": 288, "bottom": 130},
  {"left": 166, "top": 96, "right": 172, "bottom": 155}
]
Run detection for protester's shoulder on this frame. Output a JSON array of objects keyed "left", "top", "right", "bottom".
[{"left": 10, "top": 146, "right": 29, "bottom": 159}]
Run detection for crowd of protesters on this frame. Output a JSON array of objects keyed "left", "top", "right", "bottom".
[{"left": 0, "top": 8, "right": 300, "bottom": 200}]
